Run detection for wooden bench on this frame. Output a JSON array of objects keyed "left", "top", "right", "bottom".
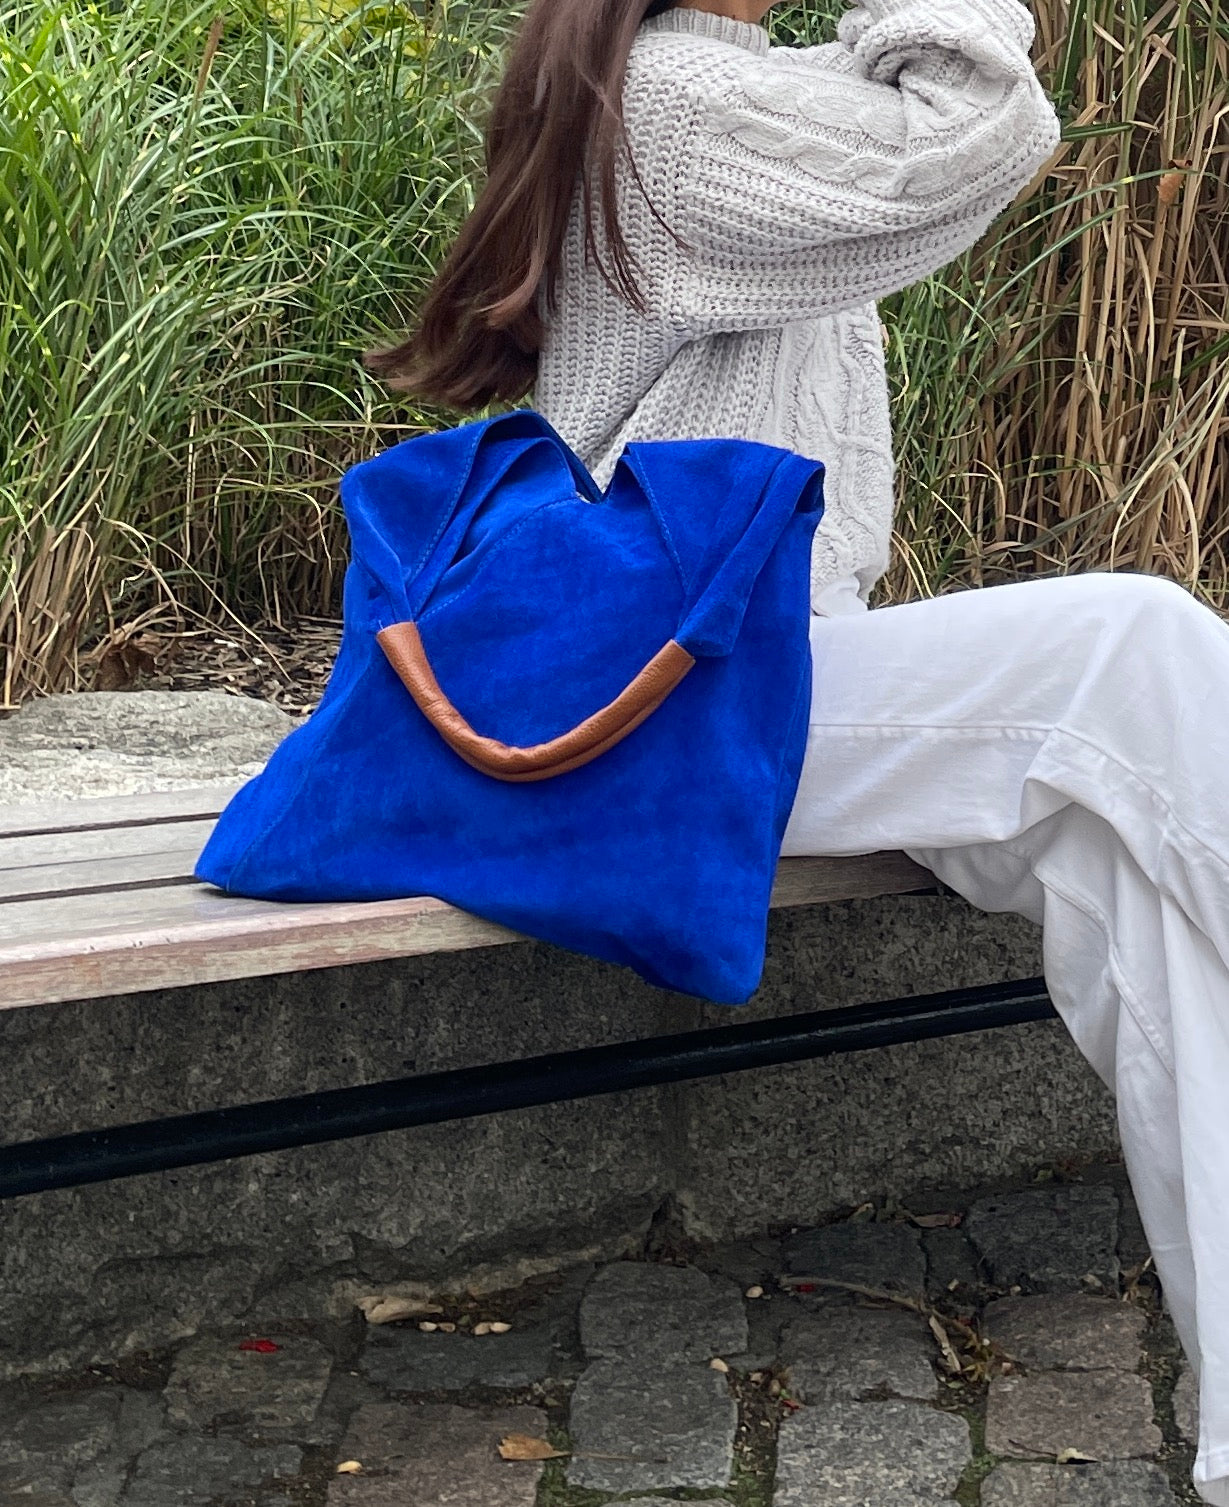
[{"left": 0, "top": 787, "right": 1055, "bottom": 1199}]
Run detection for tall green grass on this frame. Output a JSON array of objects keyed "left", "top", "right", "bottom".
[
  {"left": 0, "top": 0, "right": 510, "bottom": 701},
  {"left": 2, "top": 0, "right": 1227, "bottom": 702}
]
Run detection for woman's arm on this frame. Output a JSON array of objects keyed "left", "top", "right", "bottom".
[{"left": 655, "top": 0, "right": 1060, "bottom": 332}]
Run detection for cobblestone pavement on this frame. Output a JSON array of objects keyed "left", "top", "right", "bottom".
[{"left": 0, "top": 1162, "right": 1201, "bottom": 1507}]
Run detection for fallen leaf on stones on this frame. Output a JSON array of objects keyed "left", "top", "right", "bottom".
[
  {"left": 497, "top": 1435, "right": 667, "bottom": 1466},
  {"left": 709, "top": 1357, "right": 730, "bottom": 1373},
  {"left": 910, "top": 1211, "right": 963, "bottom": 1229},
  {"left": 1010, "top": 1435, "right": 1094, "bottom": 1458},
  {"left": 489, "top": 1321, "right": 512, "bottom": 1333},
  {"left": 358, "top": 1295, "right": 444, "bottom": 1325},
  {"left": 499, "top": 1435, "right": 568, "bottom": 1462},
  {"left": 336, "top": 1461, "right": 364, "bottom": 1474},
  {"left": 238, "top": 1338, "right": 280, "bottom": 1354},
  {"left": 929, "top": 1315, "right": 963, "bottom": 1376},
  {"left": 745, "top": 1285, "right": 764, "bottom": 1299}
]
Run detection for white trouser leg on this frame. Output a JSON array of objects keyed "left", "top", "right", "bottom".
[{"left": 782, "top": 572, "right": 1229, "bottom": 1504}]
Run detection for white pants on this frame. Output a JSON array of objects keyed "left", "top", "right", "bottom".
[{"left": 783, "top": 571, "right": 1229, "bottom": 1505}]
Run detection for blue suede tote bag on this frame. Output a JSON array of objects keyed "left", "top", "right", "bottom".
[{"left": 195, "top": 410, "right": 824, "bottom": 1004}]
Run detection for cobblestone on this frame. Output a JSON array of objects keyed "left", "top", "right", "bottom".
[
  {"left": 727, "top": 1291, "right": 809, "bottom": 1372},
  {"left": 981, "top": 1461, "right": 1178, "bottom": 1504},
  {"left": 121, "top": 1435, "right": 302, "bottom": 1506},
  {"left": 325, "top": 1402, "right": 546, "bottom": 1506},
  {"left": 359, "top": 1321, "right": 572, "bottom": 1393},
  {"left": 778, "top": 1306, "right": 937, "bottom": 1402},
  {"left": 566, "top": 1357, "right": 737, "bottom": 1492},
  {"left": 578, "top": 1261, "right": 747, "bottom": 1363},
  {"left": 774, "top": 1399, "right": 969, "bottom": 1505},
  {"left": 164, "top": 1333, "right": 334, "bottom": 1440},
  {"left": 1173, "top": 1365, "right": 1199, "bottom": 1445},
  {"left": 983, "top": 1294, "right": 1146, "bottom": 1371},
  {"left": 986, "top": 1371, "right": 1162, "bottom": 1459},
  {"left": 780, "top": 1220, "right": 926, "bottom": 1295},
  {"left": 0, "top": 1388, "right": 162, "bottom": 1503},
  {"left": 0, "top": 1161, "right": 1196, "bottom": 1507},
  {"left": 694, "top": 1236, "right": 784, "bottom": 1291},
  {"left": 1118, "top": 1193, "right": 1153, "bottom": 1269},
  {"left": 966, "top": 1186, "right": 1120, "bottom": 1292},
  {"left": 0, "top": 1391, "right": 121, "bottom": 1491},
  {"left": 922, "top": 1226, "right": 983, "bottom": 1293}
]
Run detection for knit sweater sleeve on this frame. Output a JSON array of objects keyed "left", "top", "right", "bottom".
[{"left": 657, "top": 0, "right": 1060, "bottom": 332}]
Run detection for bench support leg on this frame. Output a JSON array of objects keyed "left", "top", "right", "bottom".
[{"left": 0, "top": 977, "right": 1054, "bottom": 1199}]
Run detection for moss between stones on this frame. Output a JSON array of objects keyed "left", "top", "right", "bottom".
[
  {"left": 939, "top": 1381, "right": 998, "bottom": 1507},
  {"left": 1140, "top": 1308, "right": 1201, "bottom": 1507}
]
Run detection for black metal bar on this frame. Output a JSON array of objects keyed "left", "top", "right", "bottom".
[{"left": 0, "top": 977, "right": 1054, "bottom": 1200}]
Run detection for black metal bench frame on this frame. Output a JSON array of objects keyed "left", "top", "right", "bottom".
[{"left": 0, "top": 975, "right": 1054, "bottom": 1201}]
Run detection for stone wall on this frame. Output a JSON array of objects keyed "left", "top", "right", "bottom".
[{"left": 0, "top": 892, "right": 1118, "bottom": 1377}]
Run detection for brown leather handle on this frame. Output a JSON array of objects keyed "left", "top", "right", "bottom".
[{"left": 377, "top": 620, "right": 696, "bottom": 783}]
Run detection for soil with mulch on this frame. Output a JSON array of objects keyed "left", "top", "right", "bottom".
[{"left": 92, "top": 617, "right": 343, "bottom": 717}]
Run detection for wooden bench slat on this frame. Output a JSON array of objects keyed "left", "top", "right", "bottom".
[
  {"left": 0, "top": 849, "right": 932, "bottom": 1010},
  {"left": 0, "top": 819, "right": 217, "bottom": 876},
  {"left": 0, "top": 790, "right": 934, "bottom": 1010},
  {"left": 0, "top": 783, "right": 240, "bottom": 840},
  {"left": 1, "top": 879, "right": 310, "bottom": 946},
  {"left": 768, "top": 851, "right": 930, "bottom": 908},
  {"left": 1, "top": 886, "right": 520, "bottom": 1010},
  {"left": 0, "top": 849, "right": 204, "bottom": 904}
]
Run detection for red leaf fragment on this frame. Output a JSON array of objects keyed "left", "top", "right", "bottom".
[{"left": 239, "top": 1338, "right": 280, "bottom": 1354}]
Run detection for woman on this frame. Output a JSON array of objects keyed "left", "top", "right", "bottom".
[{"left": 370, "top": 0, "right": 1229, "bottom": 1499}]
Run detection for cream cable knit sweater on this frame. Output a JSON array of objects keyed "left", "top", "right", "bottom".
[{"left": 533, "top": 0, "right": 1060, "bottom": 613}]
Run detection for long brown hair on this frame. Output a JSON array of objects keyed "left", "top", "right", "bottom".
[{"left": 365, "top": 0, "right": 681, "bottom": 410}]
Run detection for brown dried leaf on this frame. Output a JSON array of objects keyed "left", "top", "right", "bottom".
[
  {"left": 928, "top": 1314, "right": 963, "bottom": 1376},
  {"left": 357, "top": 1295, "right": 443, "bottom": 1325},
  {"left": 93, "top": 634, "right": 162, "bottom": 691},
  {"left": 1158, "top": 160, "right": 1193, "bottom": 207},
  {"left": 335, "top": 1460, "right": 364, "bottom": 1474},
  {"left": 498, "top": 1434, "right": 568, "bottom": 1462}
]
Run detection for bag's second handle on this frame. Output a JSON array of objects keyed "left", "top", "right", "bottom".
[{"left": 377, "top": 621, "right": 695, "bottom": 783}]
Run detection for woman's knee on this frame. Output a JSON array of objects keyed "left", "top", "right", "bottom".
[{"left": 1062, "top": 571, "right": 1215, "bottom": 644}]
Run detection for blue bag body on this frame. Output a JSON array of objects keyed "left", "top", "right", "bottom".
[{"left": 195, "top": 410, "right": 823, "bottom": 1004}]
